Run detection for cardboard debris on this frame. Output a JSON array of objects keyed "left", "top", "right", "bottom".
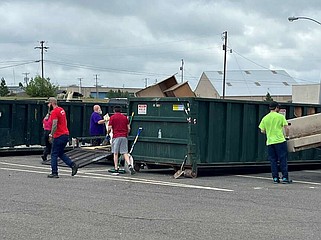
[
  {"left": 287, "top": 113, "right": 321, "bottom": 152},
  {"left": 135, "top": 75, "right": 195, "bottom": 97}
]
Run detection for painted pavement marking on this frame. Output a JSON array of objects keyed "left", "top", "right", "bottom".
[{"left": 0, "top": 162, "right": 233, "bottom": 192}]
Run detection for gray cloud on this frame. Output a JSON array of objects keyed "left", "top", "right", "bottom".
[{"left": 1, "top": 0, "right": 321, "bottom": 89}]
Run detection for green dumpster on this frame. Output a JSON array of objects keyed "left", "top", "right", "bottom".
[
  {"left": 0, "top": 99, "right": 127, "bottom": 149},
  {"left": 128, "top": 97, "right": 321, "bottom": 177}
]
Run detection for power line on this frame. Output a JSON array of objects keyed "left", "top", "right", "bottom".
[
  {"left": 0, "top": 60, "right": 37, "bottom": 69},
  {"left": 49, "top": 35, "right": 222, "bottom": 51},
  {"left": 45, "top": 59, "right": 173, "bottom": 77},
  {"left": 231, "top": 49, "right": 318, "bottom": 83}
]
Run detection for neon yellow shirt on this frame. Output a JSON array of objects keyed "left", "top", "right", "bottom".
[{"left": 259, "top": 112, "right": 288, "bottom": 145}]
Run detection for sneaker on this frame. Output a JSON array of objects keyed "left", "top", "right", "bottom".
[
  {"left": 109, "top": 168, "right": 119, "bottom": 175},
  {"left": 111, "top": 171, "right": 119, "bottom": 176},
  {"left": 128, "top": 165, "right": 136, "bottom": 175},
  {"left": 273, "top": 178, "right": 280, "bottom": 184},
  {"left": 41, "top": 156, "right": 46, "bottom": 161},
  {"left": 108, "top": 168, "right": 119, "bottom": 173},
  {"left": 282, "top": 178, "right": 292, "bottom": 184},
  {"left": 71, "top": 163, "right": 79, "bottom": 176},
  {"left": 47, "top": 174, "right": 59, "bottom": 178}
]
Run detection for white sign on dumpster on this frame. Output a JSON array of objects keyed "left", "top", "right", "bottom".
[{"left": 138, "top": 104, "right": 147, "bottom": 115}]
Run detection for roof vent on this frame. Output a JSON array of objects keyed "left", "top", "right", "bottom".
[
  {"left": 217, "top": 71, "right": 223, "bottom": 75},
  {"left": 271, "top": 70, "right": 277, "bottom": 74},
  {"left": 282, "top": 82, "right": 289, "bottom": 86},
  {"left": 244, "top": 70, "right": 251, "bottom": 74},
  {"left": 254, "top": 82, "right": 261, "bottom": 86},
  {"left": 227, "top": 82, "right": 232, "bottom": 86}
]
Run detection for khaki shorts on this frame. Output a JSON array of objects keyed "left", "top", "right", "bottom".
[{"left": 111, "top": 137, "right": 128, "bottom": 154}]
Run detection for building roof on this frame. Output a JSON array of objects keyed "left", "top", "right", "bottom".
[{"left": 204, "top": 70, "right": 297, "bottom": 96}]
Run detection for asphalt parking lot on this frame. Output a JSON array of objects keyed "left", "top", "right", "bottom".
[{"left": 0, "top": 155, "right": 320, "bottom": 240}]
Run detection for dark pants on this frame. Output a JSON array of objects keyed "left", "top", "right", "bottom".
[
  {"left": 42, "top": 130, "right": 52, "bottom": 160},
  {"left": 51, "top": 134, "right": 74, "bottom": 175},
  {"left": 91, "top": 138, "right": 102, "bottom": 146},
  {"left": 267, "top": 141, "right": 288, "bottom": 179}
]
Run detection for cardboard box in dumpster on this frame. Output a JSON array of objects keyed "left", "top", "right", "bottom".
[{"left": 287, "top": 113, "right": 321, "bottom": 152}]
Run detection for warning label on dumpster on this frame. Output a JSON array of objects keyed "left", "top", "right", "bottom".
[
  {"left": 172, "top": 104, "right": 184, "bottom": 111},
  {"left": 138, "top": 104, "right": 147, "bottom": 114}
]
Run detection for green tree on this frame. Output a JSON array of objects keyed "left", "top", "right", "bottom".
[
  {"left": 0, "top": 78, "right": 10, "bottom": 96},
  {"left": 106, "top": 89, "right": 131, "bottom": 98},
  {"left": 24, "top": 75, "right": 58, "bottom": 97},
  {"left": 264, "top": 92, "right": 274, "bottom": 102}
]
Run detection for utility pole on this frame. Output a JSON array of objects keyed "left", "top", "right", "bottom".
[
  {"left": 78, "top": 77, "right": 83, "bottom": 94},
  {"left": 144, "top": 78, "right": 148, "bottom": 88},
  {"left": 180, "top": 59, "right": 184, "bottom": 83},
  {"left": 22, "top": 72, "right": 30, "bottom": 86},
  {"left": 94, "top": 74, "right": 99, "bottom": 99},
  {"left": 34, "top": 41, "right": 49, "bottom": 79},
  {"left": 13, "top": 69, "right": 15, "bottom": 85},
  {"left": 222, "top": 31, "right": 228, "bottom": 99}
]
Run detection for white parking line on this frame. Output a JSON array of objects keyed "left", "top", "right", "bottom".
[
  {"left": 78, "top": 169, "right": 110, "bottom": 173},
  {"left": 0, "top": 161, "right": 50, "bottom": 169},
  {"left": 303, "top": 170, "right": 321, "bottom": 174},
  {"left": 236, "top": 175, "right": 321, "bottom": 186},
  {"left": 0, "top": 162, "right": 234, "bottom": 192}
]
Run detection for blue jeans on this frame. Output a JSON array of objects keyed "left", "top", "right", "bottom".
[
  {"left": 267, "top": 141, "right": 288, "bottom": 179},
  {"left": 51, "top": 134, "right": 74, "bottom": 175}
]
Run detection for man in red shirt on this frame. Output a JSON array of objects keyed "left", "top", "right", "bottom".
[
  {"left": 108, "top": 106, "right": 135, "bottom": 175},
  {"left": 47, "top": 97, "right": 78, "bottom": 178}
]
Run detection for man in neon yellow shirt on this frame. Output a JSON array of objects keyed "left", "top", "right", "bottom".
[{"left": 259, "top": 101, "right": 292, "bottom": 184}]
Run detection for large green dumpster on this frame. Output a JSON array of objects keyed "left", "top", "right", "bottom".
[
  {"left": 128, "top": 97, "right": 321, "bottom": 177},
  {"left": 0, "top": 99, "right": 127, "bottom": 149}
]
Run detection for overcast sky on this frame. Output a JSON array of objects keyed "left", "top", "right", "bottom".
[{"left": 1, "top": 0, "right": 321, "bottom": 89}]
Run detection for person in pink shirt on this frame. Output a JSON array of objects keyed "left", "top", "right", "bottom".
[{"left": 41, "top": 111, "right": 52, "bottom": 162}]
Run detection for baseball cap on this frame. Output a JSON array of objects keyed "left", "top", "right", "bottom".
[
  {"left": 46, "top": 97, "right": 57, "bottom": 103},
  {"left": 269, "top": 101, "right": 280, "bottom": 110}
]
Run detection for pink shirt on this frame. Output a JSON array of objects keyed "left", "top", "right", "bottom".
[{"left": 43, "top": 114, "right": 52, "bottom": 131}]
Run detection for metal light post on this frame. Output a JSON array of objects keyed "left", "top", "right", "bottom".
[
  {"left": 288, "top": 16, "right": 321, "bottom": 104},
  {"left": 288, "top": 16, "right": 321, "bottom": 25},
  {"left": 222, "top": 31, "right": 228, "bottom": 99}
]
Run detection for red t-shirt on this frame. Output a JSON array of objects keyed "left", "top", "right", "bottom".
[
  {"left": 108, "top": 112, "right": 129, "bottom": 138},
  {"left": 50, "top": 106, "right": 69, "bottom": 138}
]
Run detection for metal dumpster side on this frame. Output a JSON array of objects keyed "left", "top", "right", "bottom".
[
  {"left": 0, "top": 99, "right": 127, "bottom": 150},
  {"left": 128, "top": 97, "right": 321, "bottom": 177}
]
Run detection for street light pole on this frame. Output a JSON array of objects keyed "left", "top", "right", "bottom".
[
  {"left": 222, "top": 31, "right": 228, "bottom": 99},
  {"left": 288, "top": 16, "right": 321, "bottom": 25}
]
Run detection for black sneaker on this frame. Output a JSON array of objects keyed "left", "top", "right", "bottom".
[
  {"left": 273, "top": 178, "right": 280, "bottom": 184},
  {"left": 71, "top": 163, "right": 79, "bottom": 176},
  {"left": 110, "top": 168, "right": 119, "bottom": 176},
  {"left": 128, "top": 165, "right": 136, "bottom": 175},
  {"left": 282, "top": 178, "right": 292, "bottom": 184},
  {"left": 41, "top": 156, "right": 46, "bottom": 161},
  {"left": 47, "top": 174, "right": 59, "bottom": 178}
]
